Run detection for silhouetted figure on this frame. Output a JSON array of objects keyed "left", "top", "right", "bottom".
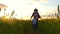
[{"left": 31, "top": 8, "right": 41, "bottom": 30}]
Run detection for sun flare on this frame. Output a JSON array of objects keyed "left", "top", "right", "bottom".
[{"left": 0, "top": 0, "right": 58, "bottom": 20}]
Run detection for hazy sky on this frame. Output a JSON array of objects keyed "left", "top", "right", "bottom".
[{"left": 0, "top": 0, "right": 60, "bottom": 18}]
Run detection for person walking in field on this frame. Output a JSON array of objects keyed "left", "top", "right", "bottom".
[{"left": 31, "top": 8, "right": 41, "bottom": 29}]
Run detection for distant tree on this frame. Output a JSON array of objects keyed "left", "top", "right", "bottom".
[
  {"left": 4, "top": 8, "right": 6, "bottom": 11},
  {"left": 57, "top": 5, "right": 60, "bottom": 19},
  {"left": 0, "top": 8, "right": 1, "bottom": 11},
  {"left": 11, "top": 10, "right": 15, "bottom": 16},
  {"left": 4, "top": 8, "right": 6, "bottom": 16}
]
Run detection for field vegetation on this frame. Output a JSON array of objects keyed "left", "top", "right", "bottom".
[{"left": 0, "top": 18, "right": 60, "bottom": 34}]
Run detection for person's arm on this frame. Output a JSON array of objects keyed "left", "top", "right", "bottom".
[{"left": 37, "top": 12, "right": 41, "bottom": 18}]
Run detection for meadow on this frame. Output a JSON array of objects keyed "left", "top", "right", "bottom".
[{"left": 0, "top": 18, "right": 60, "bottom": 34}]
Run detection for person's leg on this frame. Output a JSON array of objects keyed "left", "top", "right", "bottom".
[
  {"left": 33, "top": 23, "right": 38, "bottom": 34},
  {"left": 36, "top": 19, "right": 38, "bottom": 29},
  {"left": 33, "top": 19, "right": 38, "bottom": 29},
  {"left": 33, "top": 24, "right": 36, "bottom": 29},
  {"left": 32, "top": 19, "right": 38, "bottom": 33}
]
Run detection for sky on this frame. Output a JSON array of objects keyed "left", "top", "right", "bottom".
[{"left": 0, "top": 0, "right": 60, "bottom": 19}]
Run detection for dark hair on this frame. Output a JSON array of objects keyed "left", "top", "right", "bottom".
[{"left": 34, "top": 8, "right": 38, "bottom": 12}]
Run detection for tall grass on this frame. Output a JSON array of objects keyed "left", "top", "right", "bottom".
[{"left": 0, "top": 19, "right": 60, "bottom": 34}]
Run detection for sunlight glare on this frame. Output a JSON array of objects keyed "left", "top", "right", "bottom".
[{"left": 0, "top": 0, "right": 57, "bottom": 20}]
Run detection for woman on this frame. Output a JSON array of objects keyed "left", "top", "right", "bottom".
[{"left": 31, "top": 8, "right": 41, "bottom": 29}]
